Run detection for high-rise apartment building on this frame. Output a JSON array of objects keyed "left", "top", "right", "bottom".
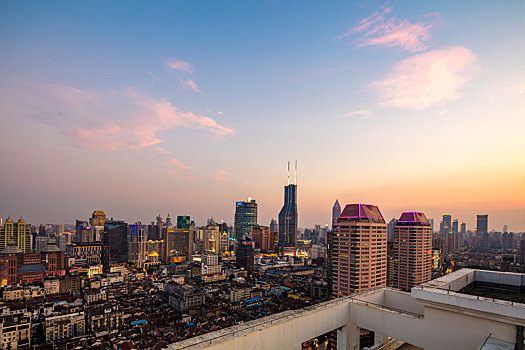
[
  {"left": 234, "top": 198, "right": 257, "bottom": 241},
  {"left": 392, "top": 212, "right": 432, "bottom": 291},
  {"left": 278, "top": 161, "right": 298, "bottom": 248},
  {"left": 332, "top": 200, "right": 341, "bottom": 230},
  {"left": 0, "top": 218, "right": 31, "bottom": 253},
  {"left": 330, "top": 204, "right": 387, "bottom": 297}
]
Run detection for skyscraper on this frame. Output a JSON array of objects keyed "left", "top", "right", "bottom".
[
  {"left": 103, "top": 220, "right": 129, "bottom": 265},
  {"left": 0, "top": 218, "right": 31, "bottom": 253},
  {"left": 234, "top": 198, "right": 257, "bottom": 241},
  {"left": 278, "top": 161, "right": 298, "bottom": 248},
  {"left": 477, "top": 215, "right": 489, "bottom": 248},
  {"left": 330, "top": 204, "right": 387, "bottom": 297},
  {"left": 477, "top": 215, "right": 488, "bottom": 234},
  {"left": 332, "top": 200, "right": 341, "bottom": 230},
  {"left": 392, "top": 212, "right": 432, "bottom": 291},
  {"left": 440, "top": 213, "right": 452, "bottom": 235}
]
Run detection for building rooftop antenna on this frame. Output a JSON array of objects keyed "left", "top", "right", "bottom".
[
  {"left": 287, "top": 161, "right": 290, "bottom": 185},
  {"left": 294, "top": 160, "right": 297, "bottom": 185}
]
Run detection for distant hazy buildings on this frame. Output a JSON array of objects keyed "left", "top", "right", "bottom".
[
  {"left": 392, "top": 212, "right": 432, "bottom": 291},
  {"left": 0, "top": 218, "right": 31, "bottom": 253},
  {"left": 269, "top": 219, "right": 278, "bottom": 233},
  {"left": 234, "top": 198, "right": 258, "bottom": 241},
  {"left": 278, "top": 161, "right": 298, "bottom": 248},
  {"left": 477, "top": 214, "right": 489, "bottom": 248},
  {"left": 330, "top": 204, "right": 387, "bottom": 297}
]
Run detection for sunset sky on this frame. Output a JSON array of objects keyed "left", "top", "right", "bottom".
[{"left": 1, "top": 1, "right": 524, "bottom": 231}]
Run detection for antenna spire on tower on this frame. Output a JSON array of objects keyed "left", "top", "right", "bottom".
[
  {"left": 287, "top": 161, "right": 290, "bottom": 185},
  {"left": 294, "top": 160, "right": 297, "bottom": 185}
]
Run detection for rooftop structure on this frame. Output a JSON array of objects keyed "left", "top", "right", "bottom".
[{"left": 167, "top": 269, "right": 525, "bottom": 350}]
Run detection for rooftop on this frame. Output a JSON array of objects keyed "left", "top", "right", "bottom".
[
  {"left": 338, "top": 203, "right": 385, "bottom": 222},
  {"left": 397, "top": 212, "right": 430, "bottom": 225}
]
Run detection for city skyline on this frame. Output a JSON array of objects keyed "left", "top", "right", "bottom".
[{"left": 1, "top": 1, "right": 524, "bottom": 230}]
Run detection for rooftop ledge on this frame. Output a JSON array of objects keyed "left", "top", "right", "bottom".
[{"left": 412, "top": 269, "right": 525, "bottom": 326}]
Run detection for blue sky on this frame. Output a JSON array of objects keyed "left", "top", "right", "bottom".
[{"left": 1, "top": 1, "right": 524, "bottom": 231}]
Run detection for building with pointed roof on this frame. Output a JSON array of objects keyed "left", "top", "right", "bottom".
[
  {"left": 332, "top": 200, "right": 341, "bottom": 230},
  {"left": 330, "top": 204, "right": 387, "bottom": 297},
  {"left": 392, "top": 211, "right": 432, "bottom": 291}
]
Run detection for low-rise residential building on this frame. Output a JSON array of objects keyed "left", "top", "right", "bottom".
[
  {"left": 0, "top": 314, "right": 31, "bottom": 349},
  {"left": 44, "top": 278, "right": 60, "bottom": 295},
  {"left": 84, "top": 290, "right": 106, "bottom": 304},
  {"left": 230, "top": 287, "right": 251, "bottom": 302},
  {"left": 45, "top": 312, "right": 85, "bottom": 342},
  {"left": 166, "top": 285, "right": 205, "bottom": 313},
  {"left": 87, "top": 305, "right": 124, "bottom": 332}
]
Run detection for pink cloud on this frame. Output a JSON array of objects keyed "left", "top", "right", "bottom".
[
  {"left": 180, "top": 79, "right": 202, "bottom": 94},
  {"left": 165, "top": 59, "right": 195, "bottom": 73},
  {"left": 214, "top": 170, "right": 228, "bottom": 181},
  {"left": 371, "top": 46, "right": 477, "bottom": 110},
  {"left": 13, "top": 83, "right": 235, "bottom": 151},
  {"left": 217, "top": 111, "right": 224, "bottom": 115},
  {"left": 169, "top": 158, "right": 189, "bottom": 169},
  {"left": 339, "top": 7, "right": 438, "bottom": 52},
  {"left": 153, "top": 147, "right": 169, "bottom": 155},
  {"left": 340, "top": 110, "right": 372, "bottom": 120}
]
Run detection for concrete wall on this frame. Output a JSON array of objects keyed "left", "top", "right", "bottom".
[
  {"left": 166, "top": 283, "right": 523, "bottom": 350},
  {"left": 168, "top": 299, "right": 350, "bottom": 350}
]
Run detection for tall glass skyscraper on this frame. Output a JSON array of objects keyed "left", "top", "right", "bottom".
[
  {"left": 278, "top": 161, "right": 298, "bottom": 248},
  {"left": 234, "top": 198, "right": 258, "bottom": 241}
]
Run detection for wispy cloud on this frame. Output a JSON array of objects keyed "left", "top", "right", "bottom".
[
  {"left": 338, "top": 7, "right": 439, "bottom": 52},
  {"left": 371, "top": 46, "right": 476, "bottom": 110},
  {"left": 167, "top": 158, "right": 189, "bottom": 175},
  {"left": 507, "top": 81, "right": 525, "bottom": 97},
  {"left": 339, "top": 110, "right": 372, "bottom": 120},
  {"left": 4, "top": 83, "right": 235, "bottom": 151},
  {"left": 217, "top": 111, "right": 224, "bottom": 115},
  {"left": 179, "top": 79, "right": 202, "bottom": 94},
  {"left": 169, "top": 158, "right": 189, "bottom": 169},
  {"left": 214, "top": 170, "right": 228, "bottom": 181},
  {"left": 153, "top": 147, "right": 169, "bottom": 155},
  {"left": 165, "top": 59, "right": 195, "bottom": 73},
  {"left": 146, "top": 71, "right": 158, "bottom": 83}
]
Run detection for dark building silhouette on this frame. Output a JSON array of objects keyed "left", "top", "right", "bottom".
[
  {"left": 278, "top": 161, "right": 298, "bottom": 248},
  {"left": 177, "top": 216, "right": 192, "bottom": 229},
  {"left": 103, "top": 220, "right": 129, "bottom": 266},
  {"left": 236, "top": 241, "right": 254, "bottom": 275}
]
